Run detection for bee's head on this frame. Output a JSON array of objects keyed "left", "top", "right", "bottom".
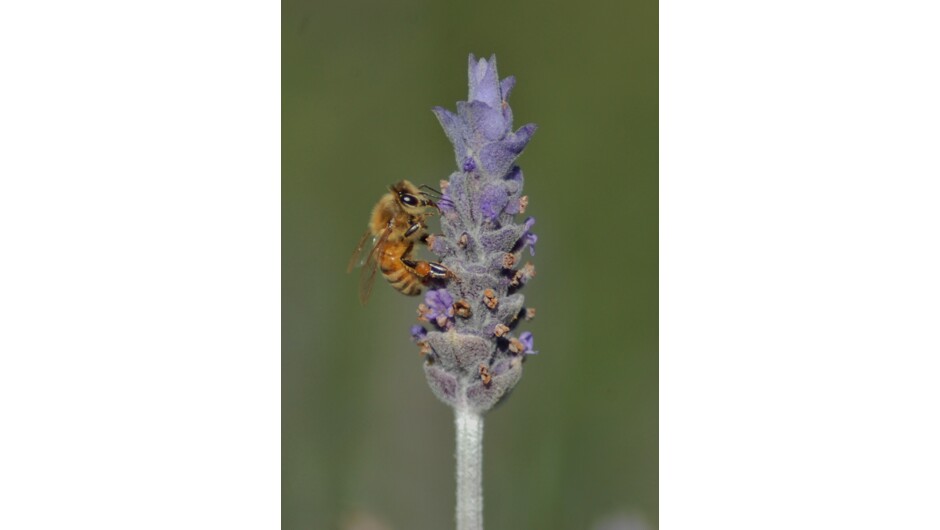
[{"left": 391, "top": 180, "right": 435, "bottom": 212}]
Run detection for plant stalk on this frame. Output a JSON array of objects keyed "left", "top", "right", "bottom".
[{"left": 455, "top": 406, "right": 484, "bottom": 530}]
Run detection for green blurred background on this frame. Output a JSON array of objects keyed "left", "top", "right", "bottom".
[{"left": 283, "top": 0, "right": 657, "bottom": 528}]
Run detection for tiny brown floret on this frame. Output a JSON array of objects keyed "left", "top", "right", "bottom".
[
  {"left": 483, "top": 288, "right": 498, "bottom": 310},
  {"left": 418, "top": 341, "right": 432, "bottom": 356},
  {"left": 458, "top": 233, "right": 469, "bottom": 248},
  {"left": 525, "top": 307, "right": 536, "bottom": 320},
  {"left": 479, "top": 364, "right": 492, "bottom": 386},
  {"left": 510, "top": 262, "right": 536, "bottom": 287},
  {"left": 508, "top": 337, "right": 525, "bottom": 354},
  {"left": 493, "top": 323, "right": 510, "bottom": 337},
  {"left": 501, "top": 253, "right": 517, "bottom": 269},
  {"left": 454, "top": 299, "right": 472, "bottom": 318},
  {"left": 518, "top": 195, "right": 529, "bottom": 214}
]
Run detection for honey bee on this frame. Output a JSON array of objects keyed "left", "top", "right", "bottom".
[{"left": 347, "top": 180, "right": 455, "bottom": 304}]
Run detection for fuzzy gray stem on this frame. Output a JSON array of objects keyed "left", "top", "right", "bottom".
[{"left": 455, "top": 406, "right": 484, "bottom": 530}]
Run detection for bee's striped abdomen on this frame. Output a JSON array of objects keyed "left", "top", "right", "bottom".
[{"left": 379, "top": 241, "right": 423, "bottom": 297}]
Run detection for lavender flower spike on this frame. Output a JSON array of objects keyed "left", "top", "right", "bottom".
[
  {"left": 414, "top": 53, "right": 539, "bottom": 530},
  {"left": 416, "top": 54, "right": 538, "bottom": 415}
]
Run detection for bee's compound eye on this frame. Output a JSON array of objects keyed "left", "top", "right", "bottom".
[{"left": 400, "top": 193, "right": 419, "bottom": 207}]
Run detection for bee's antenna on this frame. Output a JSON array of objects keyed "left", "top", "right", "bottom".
[{"left": 419, "top": 184, "right": 443, "bottom": 197}]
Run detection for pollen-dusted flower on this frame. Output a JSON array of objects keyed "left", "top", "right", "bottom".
[
  {"left": 417, "top": 54, "right": 539, "bottom": 413},
  {"left": 423, "top": 288, "right": 455, "bottom": 329}
]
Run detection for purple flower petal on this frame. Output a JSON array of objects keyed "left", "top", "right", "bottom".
[
  {"left": 523, "top": 233, "right": 538, "bottom": 256},
  {"left": 468, "top": 54, "right": 501, "bottom": 109},
  {"left": 499, "top": 76, "right": 516, "bottom": 102},
  {"left": 410, "top": 325, "right": 428, "bottom": 342},
  {"left": 432, "top": 107, "right": 462, "bottom": 146},
  {"left": 432, "top": 106, "right": 469, "bottom": 167},
  {"left": 519, "top": 331, "right": 537, "bottom": 354},
  {"left": 506, "top": 123, "right": 537, "bottom": 154},
  {"left": 499, "top": 76, "right": 516, "bottom": 124}
]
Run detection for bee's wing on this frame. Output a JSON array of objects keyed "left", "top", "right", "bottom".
[
  {"left": 347, "top": 230, "right": 376, "bottom": 273},
  {"left": 357, "top": 227, "right": 392, "bottom": 305}
]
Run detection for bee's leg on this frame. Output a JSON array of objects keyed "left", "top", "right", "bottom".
[
  {"left": 401, "top": 257, "right": 455, "bottom": 283},
  {"left": 404, "top": 221, "right": 422, "bottom": 239},
  {"left": 403, "top": 218, "right": 429, "bottom": 242}
]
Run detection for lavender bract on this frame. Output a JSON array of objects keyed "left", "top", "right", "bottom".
[{"left": 414, "top": 54, "right": 538, "bottom": 413}]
